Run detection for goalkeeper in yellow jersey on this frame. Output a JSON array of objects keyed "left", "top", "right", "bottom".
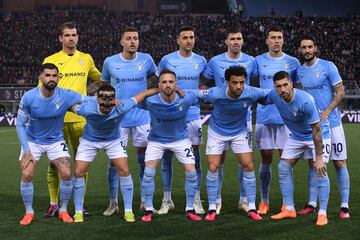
[{"left": 42, "top": 22, "right": 101, "bottom": 217}]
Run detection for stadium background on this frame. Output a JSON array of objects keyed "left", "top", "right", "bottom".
[{"left": 0, "top": 1, "right": 359, "bottom": 239}]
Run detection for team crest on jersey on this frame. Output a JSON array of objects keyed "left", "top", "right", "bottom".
[
  {"left": 291, "top": 108, "right": 299, "bottom": 117},
  {"left": 137, "top": 64, "right": 144, "bottom": 70},
  {"left": 193, "top": 63, "right": 199, "bottom": 70},
  {"left": 78, "top": 60, "right": 84, "bottom": 66},
  {"left": 242, "top": 101, "right": 248, "bottom": 107},
  {"left": 177, "top": 105, "right": 183, "bottom": 111},
  {"left": 315, "top": 70, "right": 321, "bottom": 78},
  {"left": 54, "top": 101, "right": 61, "bottom": 109},
  {"left": 284, "top": 63, "right": 289, "bottom": 69}
]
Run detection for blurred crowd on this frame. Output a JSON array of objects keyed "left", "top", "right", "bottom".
[{"left": 0, "top": 8, "right": 359, "bottom": 94}]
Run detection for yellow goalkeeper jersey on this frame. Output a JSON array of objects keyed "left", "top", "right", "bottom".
[{"left": 43, "top": 50, "right": 101, "bottom": 122}]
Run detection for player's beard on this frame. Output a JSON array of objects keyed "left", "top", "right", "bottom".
[
  {"left": 43, "top": 81, "right": 57, "bottom": 90},
  {"left": 303, "top": 52, "right": 316, "bottom": 63},
  {"left": 163, "top": 88, "right": 175, "bottom": 97}
]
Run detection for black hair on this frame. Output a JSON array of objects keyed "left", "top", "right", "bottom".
[
  {"left": 59, "top": 22, "right": 77, "bottom": 36},
  {"left": 224, "top": 66, "right": 247, "bottom": 81},
  {"left": 41, "top": 63, "right": 58, "bottom": 73},
  {"left": 273, "top": 71, "right": 291, "bottom": 83}
]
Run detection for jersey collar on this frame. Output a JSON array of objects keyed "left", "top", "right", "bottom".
[
  {"left": 225, "top": 52, "right": 242, "bottom": 61},
  {"left": 266, "top": 52, "right": 285, "bottom": 60},
  {"left": 119, "top": 52, "right": 138, "bottom": 62}
]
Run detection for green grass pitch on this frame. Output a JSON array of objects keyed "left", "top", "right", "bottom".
[{"left": 0, "top": 125, "right": 359, "bottom": 240}]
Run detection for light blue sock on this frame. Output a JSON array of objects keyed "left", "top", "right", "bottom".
[
  {"left": 107, "top": 162, "right": 119, "bottom": 203},
  {"left": 194, "top": 148, "right": 202, "bottom": 191},
  {"left": 137, "top": 152, "right": 145, "bottom": 200},
  {"left": 243, "top": 171, "right": 256, "bottom": 210},
  {"left": 308, "top": 168, "right": 318, "bottom": 207},
  {"left": 73, "top": 177, "right": 85, "bottom": 212},
  {"left": 335, "top": 165, "right": 350, "bottom": 208},
  {"left": 317, "top": 174, "right": 330, "bottom": 213},
  {"left": 161, "top": 150, "right": 174, "bottom": 192},
  {"left": 278, "top": 160, "right": 294, "bottom": 209},
  {"left": 216, "top": 163, "right": 224, "bottom": 201},
  {"left": 59, "top": 179, "right": 73, "bottom": 212},
  {"left": 20, "top": 181, "right": 34, "bottom": 213},
  {"left": 259, "top": 163, "right": 271, "bottom": 203},
  {"left": 238, "top": 164, "right": 247, "bottom": 202},
  {"left": 120, "top": 175, "right": 133, "bottom": 211},
  {"left": 185, "top": 171, "right": 197, "bottom": 211},
  {"left": 206, "top": 170, "right": 219, "bottom": 210},
  {"left": 142, "top": 167, "right": 156, "bottom": 210}
]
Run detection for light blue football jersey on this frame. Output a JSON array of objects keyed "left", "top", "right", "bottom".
[
  {"left": 157, "top": 51, "right": 207, "bottom": 121},
  {"left": 75, "top": 98, "right": 137, "bottom": 142},
  {"left": 17, "top": 87, "right": 85, "bottom": 151},
  {"left": 198, "top": 85, "right": 267, "bottom": 136},
  {"left": 203, "top": 52, "right": 257, "bottom": 122},
  {"left": 101, "top": 52, "right": 157, "bottom": 127},
  {"left": 204, "top": 52, "right": 257, "bottom": 86},
  {"left": 140, "top": 90, "right": 199, "bottom": 143},
  {"left": 264, "top": 89, "right": 330, "bottom": 141},
  {"left": 296, "top": 58, "right": 342, "bottom": 128},
  {"left": 256, "top": 53, "right": 300, "bottom": 125}
]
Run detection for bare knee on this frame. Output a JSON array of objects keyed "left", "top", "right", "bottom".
[
  {"left": 260, "top": 150, "right": 273, "bottom": 164},
  {"left": 74, "top": 168, "right": 86, "bottom": 178},
  {"left": 22, "top": 170, "right": 33, "bottom": 182},
  {"left": 333, "top": 160, "right": 346, "bottom": 169},
  {"left": 118, "top": 167, "right": 129, "bottom": 176},
  {"left": 208, "top": 162, "right": 220, "bottom": 172},
  {"left": 59, "top": 168, "right": 72, "bottom": 181}
]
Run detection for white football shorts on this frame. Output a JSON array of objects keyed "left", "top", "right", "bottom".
[
  {"left": 187, "top": 119, "right": 203, "bottom": 145},
  {"left": 255, "top": 124, "right": 291, "bottom": 150},
  {"left": 206, "top": 127, "right": 252, "bottom": 155},
  {"left": 19, "top": 140, "right": 70, "bottom": 161},
  {"left": 145, "top": 138, "right": 195, "bottom": 164},
  {"left": 120, "top": 123, "right": 150, "bottom": 148},
  {"left": 76, "top": 137, "right": 127, "bottom": 162},
  {"left": 330, "top": 125, "right": 347, "bottom": 160},
  {"left": 282, "top": 138, "right": 330, "bottom": 163}
]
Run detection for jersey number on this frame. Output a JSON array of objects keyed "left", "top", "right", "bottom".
[
  {"left": 184, "top": 147, "right": 194, "bottom": 158},
  {"left": 61, "top": 143, "right": 68, "bottom": 152},
  {"left": 323, "top": 143, "right": 331, "bottom": 155},
  {"left": 332, "top": 143, "right": 343, "bottom": 154}
]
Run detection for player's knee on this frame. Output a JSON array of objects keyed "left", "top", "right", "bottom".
[
  {"left": 118, "top": 167, "right": 129, "bottom": 176},
  {"left": 242, "top": 163, "right": 254, "bottom": 172},
  {"left": 333, "top": 160, "right": 346, "bottom": 168},
  {"left": 22, "top": 170, "right": 33, "bottom": 182},
  {"left": 260, "top": 150, "right": 273, "bottom": 163},
  {"left": 74, "top": 168, "right": 85, "bottom": 178},
  {"left": 208, "top": 163, "right": 219, "bottom": 172},
  {"left": 59, "top": 168, "right": 72, "bottom": 181}
]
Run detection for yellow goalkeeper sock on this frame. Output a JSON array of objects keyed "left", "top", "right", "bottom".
[{"left": 47, "top": 165, "right": 60, "bottom": 204}]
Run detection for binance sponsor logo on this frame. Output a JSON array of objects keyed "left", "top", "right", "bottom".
[{"left": 59, "top": 72, "right": 86, "bottom": 78}]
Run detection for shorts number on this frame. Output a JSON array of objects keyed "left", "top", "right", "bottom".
[
  {"left": 247, "top": 131, "right": 253, "bottom": 148},
  {"left": 120, "top": 141, "right": 127, "bottom": 151},
  {"left": 332, "top": 143, "right": 343, "bottom": 154},
  {"left": 184, "top": 147, "right": 194, "bottom": 158},
  {"left": 198, "top": 128, "right": 202, "bottom": 140},
  {"left": 60, "top": 143, "right": 68, "bottom": 152},
  {"left": 323, "top": 143, "right": 331, "bottom": 154}
]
